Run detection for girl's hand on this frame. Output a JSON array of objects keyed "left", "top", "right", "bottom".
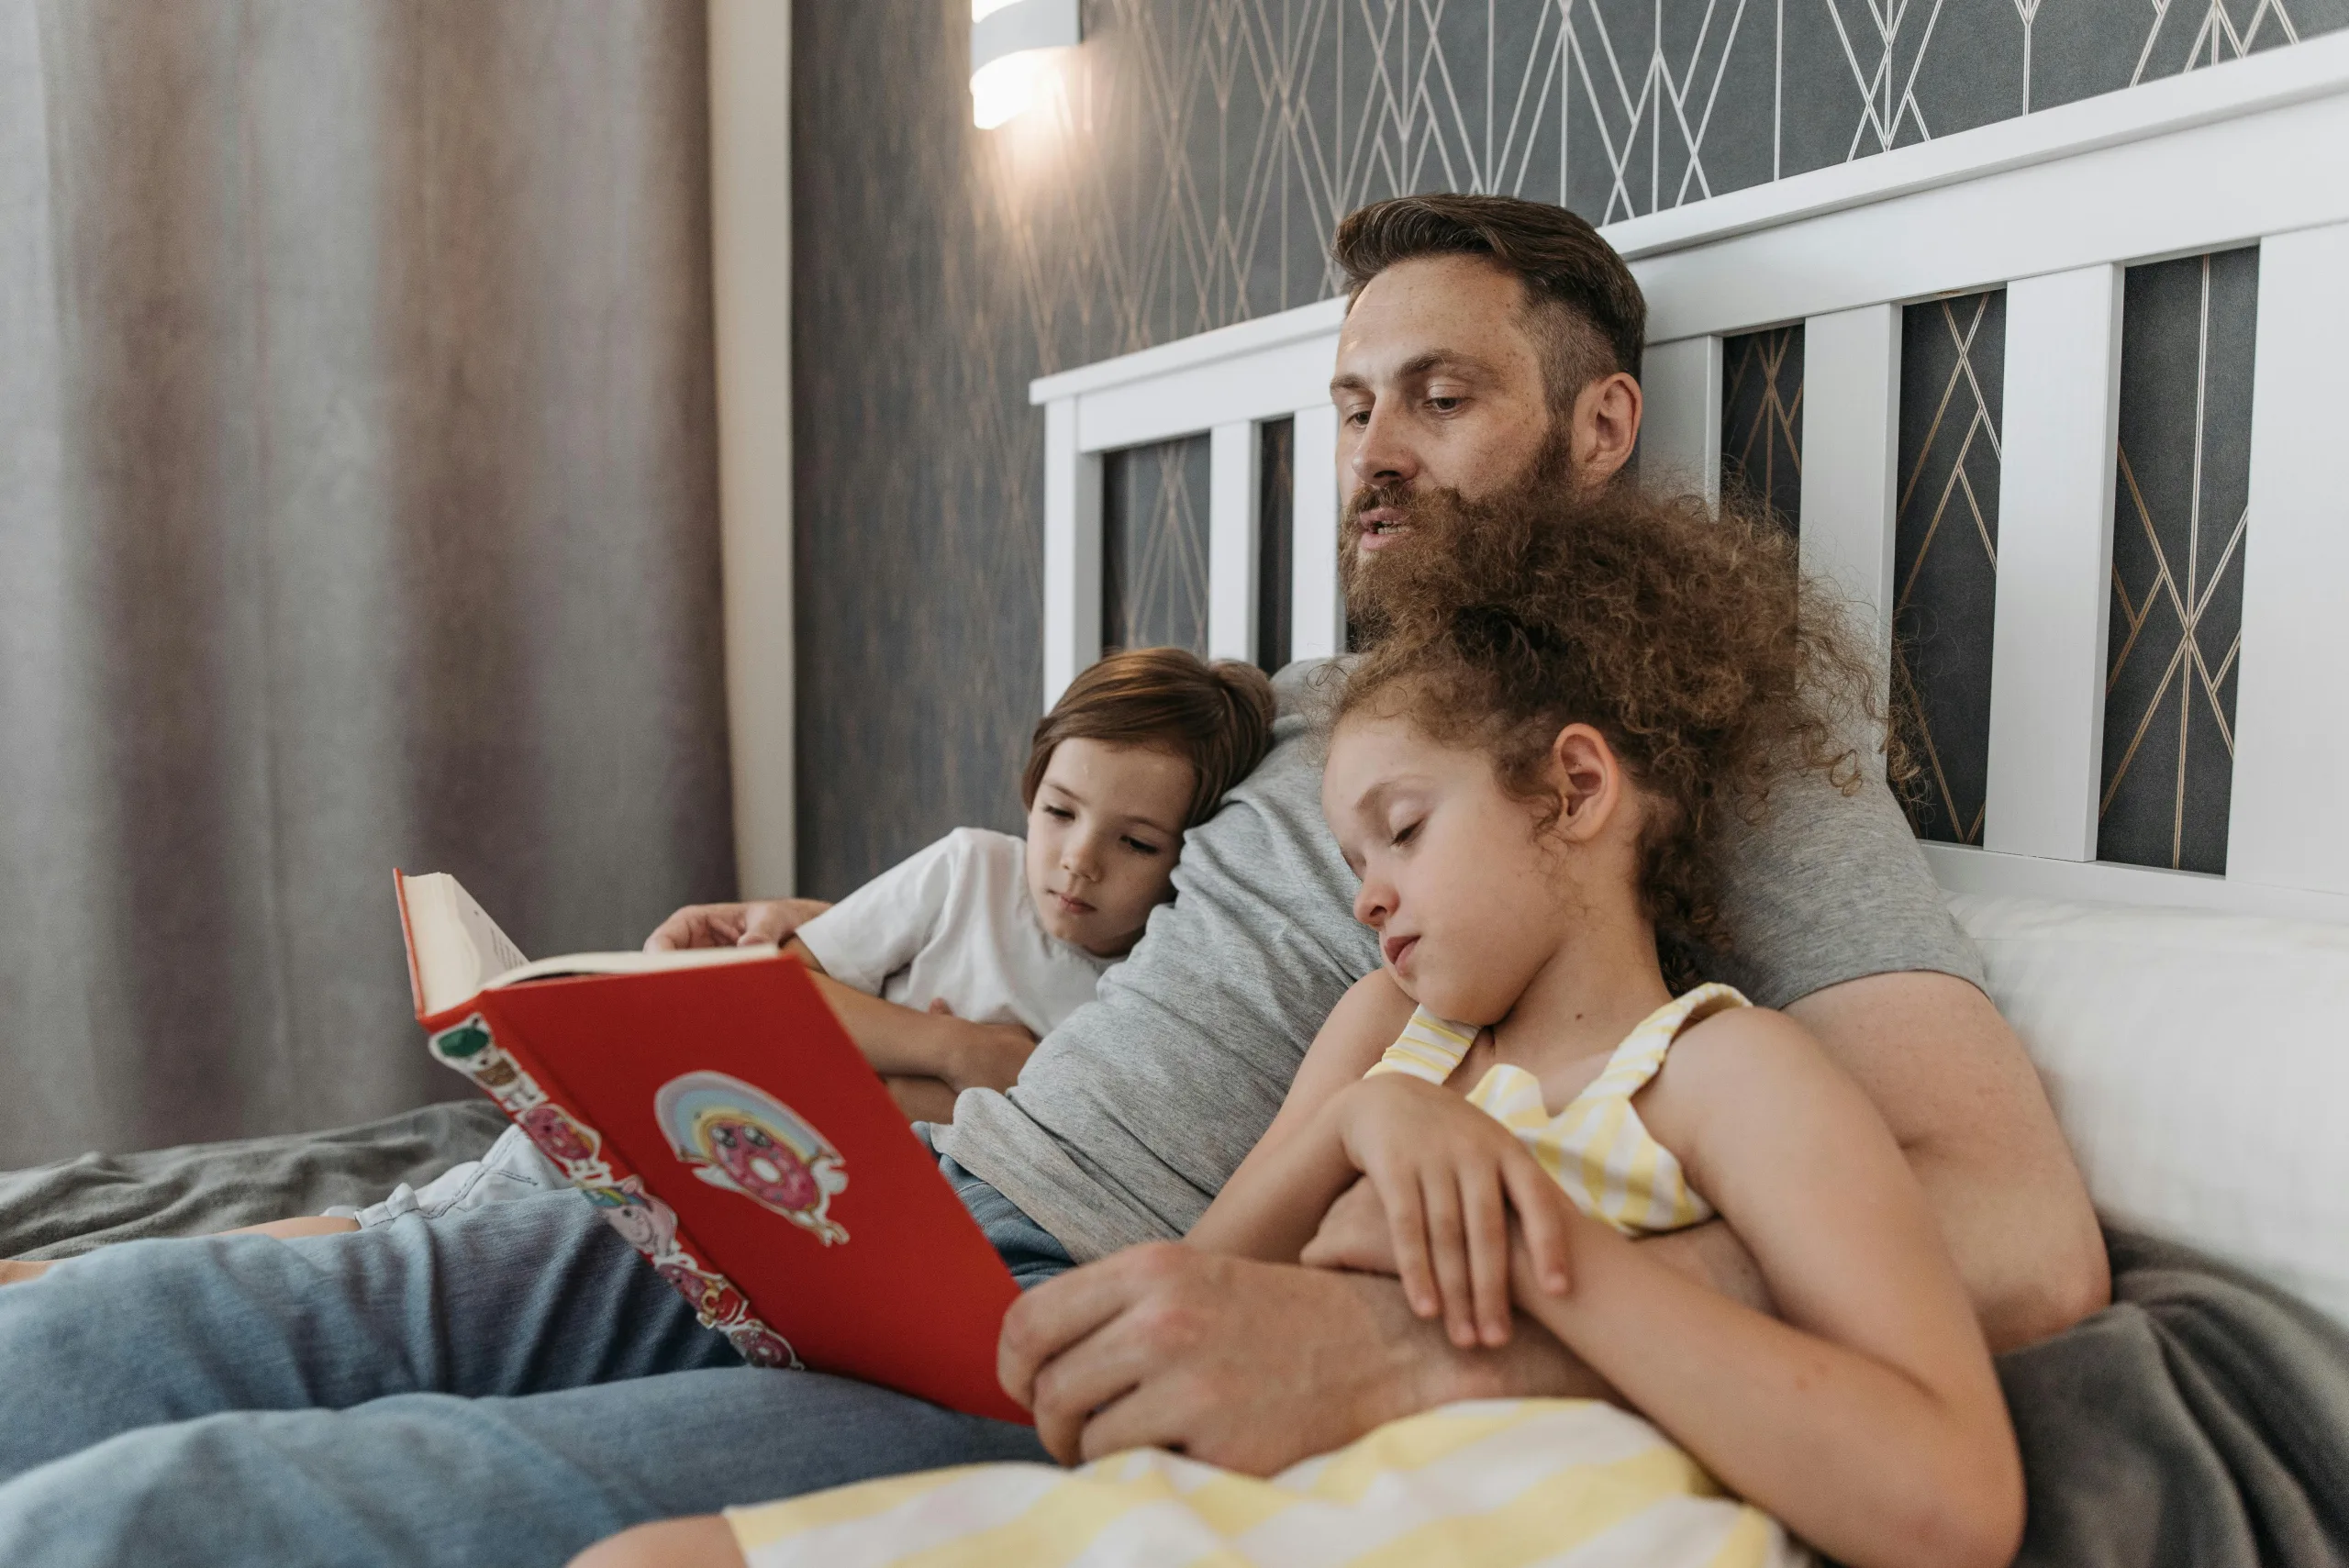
[{"left": 1330, "top": 1075, "right": 1581, "bottom": 1348}]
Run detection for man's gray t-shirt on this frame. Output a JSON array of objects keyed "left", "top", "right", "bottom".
[{"left": 934, "top": 661, "right": 1985, "bottom": 1262}]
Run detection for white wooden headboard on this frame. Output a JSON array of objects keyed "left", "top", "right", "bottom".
[{"left": 1029, "top": 32, "right": 2349, "bottom": 927}]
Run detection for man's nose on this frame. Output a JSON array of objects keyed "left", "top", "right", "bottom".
[{"left": 1348, "top": 403, "right": 1420, "bottom": 487}]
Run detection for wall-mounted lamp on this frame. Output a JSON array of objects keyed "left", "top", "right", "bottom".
[{"left": 970, "top": 0, "right": 1080, "bottom": 129}]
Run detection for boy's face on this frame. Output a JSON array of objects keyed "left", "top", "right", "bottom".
[{"left": 1025, "top": 738, "right": 1195, "bottom": 958}]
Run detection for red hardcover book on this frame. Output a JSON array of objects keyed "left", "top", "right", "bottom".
[{"left": 395, "top": 870, "right": 1028, "bottom": 1423}]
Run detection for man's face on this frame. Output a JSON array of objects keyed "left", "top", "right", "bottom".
[
  {"left": 1329, "top": 253, "right": 1641, "bottom": 612},
  {"left": 1330, "top": 255, "right": 1555, "bottom": 571}
]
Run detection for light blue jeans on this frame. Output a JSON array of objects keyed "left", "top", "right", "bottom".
[{"left": 0, "top": 1155, "right": 1067, "bottom": 1566}]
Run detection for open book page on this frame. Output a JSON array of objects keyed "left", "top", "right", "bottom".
[
  {"left": 402, "top": 869, "right": 780, "bottom": 1015},
  {"left": 401, "top": 872, "right": 534, "bottom": 1016},
  {"left": 486, "top": 946, "right": 779, "bottom": 989}
]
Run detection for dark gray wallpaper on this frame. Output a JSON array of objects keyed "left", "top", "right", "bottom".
[
  {"left": 793, "top": 0, "right": 2345, "bottom": 896},
  {"left": 1102, "top": 434, "right": 1213, "bottom": 653},
  {"left": 1722, "top": 324, "right": 1805, "bottom": 534},
  {"left": 2099, "top": 248, "right": 2259, "bottom": 874},
  {"left": 1894, "top": 289, "right": 2007, "bottom": 849}
]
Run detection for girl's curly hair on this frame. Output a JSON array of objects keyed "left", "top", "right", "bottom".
[{"left": 1337, "top": 482, "right": 1889, "bottom": 988}]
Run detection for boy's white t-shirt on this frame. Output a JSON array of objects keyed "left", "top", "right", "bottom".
[{"left": 794, "top": 828, "right": 1114, "bottom": 1039}]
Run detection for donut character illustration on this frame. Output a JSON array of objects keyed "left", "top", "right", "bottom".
[
  {"left": 652, "top": 1071, "right": 850, "bottom": 1245},
  {"left": 582, "top": 1178, "right": 678, "bottom": 1258},
  {"left": 723, "top": 1319, "right": 802, "bottom": 1370},
  {"left": 518, "top": 1103, "right": 600, "bottom": 1168}
]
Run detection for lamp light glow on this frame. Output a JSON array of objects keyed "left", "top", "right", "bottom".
[{"left": 970, "top": 0, "right": 1078, "bottom": 129}]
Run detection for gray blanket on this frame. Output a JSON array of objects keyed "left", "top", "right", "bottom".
[
  {"left": 2003, "top": 1227, "right": 2349, "bottom": 1568},
  {"left": 0, "top": 1100, "right": 506, "bottom": 1260},
  {"left": 5, "top": 1116, "right": 2345, "bottom": 1565}
]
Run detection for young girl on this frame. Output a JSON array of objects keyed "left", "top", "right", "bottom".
[
  {"left": 577, "top": 489, "right": 2022, "bottom": 1568},
  {"left": 0, "top": 648, "right": 1275, "bottom": 1276}
]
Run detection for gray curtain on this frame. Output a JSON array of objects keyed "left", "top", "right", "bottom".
[{"left": 0, "top": 1, "right": 735, "bottom": 1166}]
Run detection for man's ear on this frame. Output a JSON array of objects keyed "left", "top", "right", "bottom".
[
  {"left": 1570, "top": 372, "right": 1642, "bottom": 486},
  {"left": 1548, "top": 724, "right": 1622, "bottom": 841}
]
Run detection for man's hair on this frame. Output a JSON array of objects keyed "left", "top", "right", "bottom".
[
  {"left": 1024, "top": 648, "right": 1278, "bottom": 829},
  {"left": 1331, "top": 194, "right": 1646, "bottom": 409},
  {"left": 1335, "top": 484, "right": 1881, "bottom": 986}
]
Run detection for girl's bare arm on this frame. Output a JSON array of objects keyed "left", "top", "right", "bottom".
[
  {"left": 1513, "top": 1008, "right": 2023, "bottom": 1568},
  {"left": 1184, "top": 971, "right": 1416, "bottom": 1261}
]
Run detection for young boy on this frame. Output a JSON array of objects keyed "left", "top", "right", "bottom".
[{"left": 0, "top": 648, "right": 1275, "bottom": 1263}]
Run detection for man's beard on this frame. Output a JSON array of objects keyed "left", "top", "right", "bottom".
[{"left": 1338, "top": 427, "right": 1583, "bottom": 641}]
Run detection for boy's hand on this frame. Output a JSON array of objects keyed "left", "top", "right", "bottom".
[
  {"left": 1331, "top": 1075, "right": 1582, "bottom": 1349},
  {"left": 644, "top": 897, "right": 832, "bottom": 951}
]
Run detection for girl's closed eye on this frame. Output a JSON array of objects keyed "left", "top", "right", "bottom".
[
  {"left": 1120, "top": 835, "right": 1163, "bottom": 856},
  {"left": 1389, "top": 818, "right": 1422, "bottom": 850},
  {"left": 1041, "top": 804, "right": 1074, "bottom": 821}
]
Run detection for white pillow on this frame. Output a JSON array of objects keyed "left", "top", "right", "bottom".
[{"left": 1949, "top": 893, "right": 2349, "bottom": 1330}]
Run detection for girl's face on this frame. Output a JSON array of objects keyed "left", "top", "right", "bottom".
[
  {"left": 1321, "top": 710, "right": 1587, "bottom": 1026},
  {"left": 1025, "top": 738, "right": 1195, "bottom": 958}
]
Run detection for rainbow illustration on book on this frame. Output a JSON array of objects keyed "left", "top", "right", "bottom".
[
  {"left": 652, "top": 1071, "right": 851, "bottom": 1246},
  {"left": 429, "top": 1015, "right": 802, "bottom": 1369}
]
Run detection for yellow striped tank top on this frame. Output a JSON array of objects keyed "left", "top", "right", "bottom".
[
  {"left": 1365, "top": 981, "right": 1750, "bottom": 1239},
  {"left": 721, "top": 980, "right": 1805, "bottom": 1568}
]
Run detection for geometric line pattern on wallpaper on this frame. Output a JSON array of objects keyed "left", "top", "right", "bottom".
[
  {"left": 1103, "top": 434, "right": 1215, "bottom": 655},
  {"left": 1893, "top": 289, "right": 2005, "bottom": 846},
  {"left": 999, "top": 0, "right": 2349, "bottom": 362},
  {"left": 1721, "top": 325, "right": 1803, "bottom": 534},
  {"left": 2099, "top": 247, "right": 2259, "bottom": 875}
]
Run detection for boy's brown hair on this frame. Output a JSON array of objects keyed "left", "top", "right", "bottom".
[
  {"left": 1024, "top": 648, "right": 1278, "bottom": 829},
  {"left": 1331, "top": 193, "right": 1646, "bottom": 411},
  {"left": 1337, "top": 484, "right": 1882, "bottom": 984}
]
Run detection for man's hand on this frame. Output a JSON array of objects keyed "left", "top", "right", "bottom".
[
  {"left": 643, "top": 897, "right": 831, "bottom": 952},
  {"left": 998, "top": 1242, "right": 1604, "bottom": 1473}
]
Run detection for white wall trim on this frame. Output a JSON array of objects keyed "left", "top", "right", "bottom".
[
  {"left": 1798, "top": 304, "right": 1902, "bottom": 696},
  {"left": 2226, "top": 219, "right": 2349, "bottom": 900},
  {"left": 1982, "top": 266, "right": 2124, "bottom": 864},
  {"left": 1604, "top": 29, "right": 2349, "bottom": 264},
  {"left": 1206, "top": 420, "right": 1260, "bottom": 663},
  {"left": 708, "top": 0, "right": 796, "bottom": 896}
]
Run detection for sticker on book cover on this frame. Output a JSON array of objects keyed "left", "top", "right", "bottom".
[
  {"left": 653, "top": 1071, "right": 850, "bottom": 1245},
  {"left": 583, "top": 1177, "right": 804, "bottom": 1370}
]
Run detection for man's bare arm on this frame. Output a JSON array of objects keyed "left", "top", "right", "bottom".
[
  {"left": 1000, "top": 1244, "right": 1607, "bottom": 1469},
  {"left": 1785, "top": 971, "right": 2108, "bottom": 1350}
]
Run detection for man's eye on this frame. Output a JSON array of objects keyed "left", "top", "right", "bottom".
[
  {"left": 1342, "top": 407, "right": 1370, "bottom": 428},
  {"left": 1427, "top": 396, "right": 1462, "bottom": 414}
]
